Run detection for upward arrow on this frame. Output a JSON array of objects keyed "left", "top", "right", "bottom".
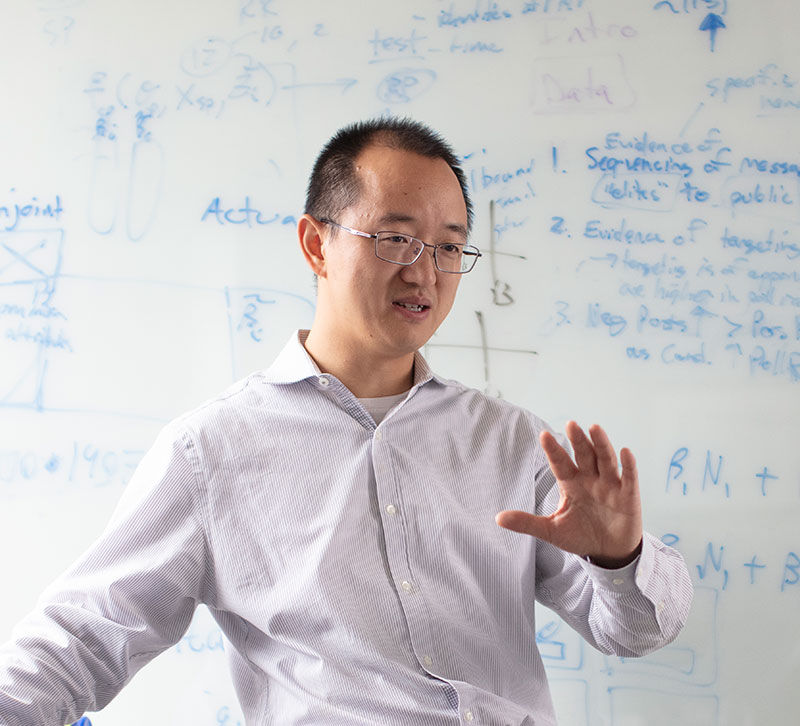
[{"left": 699, "top": 13, "right": 726, "bottom": 52}]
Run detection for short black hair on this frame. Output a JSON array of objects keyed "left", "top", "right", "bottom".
[{"left": 304, "top": 117, "right": 473, "bottom": 233}]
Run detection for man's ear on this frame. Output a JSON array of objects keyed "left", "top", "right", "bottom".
[{"left": 297, "top": 214, "right": 328, "bottom": 278}]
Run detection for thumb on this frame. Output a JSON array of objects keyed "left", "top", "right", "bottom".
[{"left": 495, "top": 510, "right": 555, "bottom": 541}]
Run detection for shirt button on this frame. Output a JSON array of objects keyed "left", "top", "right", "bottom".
[
  {"left": 318, "top": 376, "right": 330, "bottom": 386},
  {"left": 400, "top": 580, "right": 414, "bottom": 593},
  {"left": 374, "top": 430, "right": 383, "bottom": 441},
  {"left": 657, "top": 600, "right": 666, "bottom": 613},
  {"left": 422, "top": 654, "right": 433, "bottom": 667},
  {"left": 385, "top": 504, "right": 397, "bottom": 515},
  {"left": 464, "top": 710, "right": 474, "bottom": 722},
  {"left": 612, "top": 578, "right": 625, "bottom": 586}
]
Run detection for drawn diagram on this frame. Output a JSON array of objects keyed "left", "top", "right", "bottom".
[{"left": 0, "top": 228, "right": 66, "bottom": 411}]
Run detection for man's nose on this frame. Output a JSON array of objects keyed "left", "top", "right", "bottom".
[{"left": 400, "top": 244, "right": 437, "bottom": 286}]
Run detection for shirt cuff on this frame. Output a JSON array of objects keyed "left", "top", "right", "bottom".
[
  {"left": 581, "top": 554, "right": 640, "bottom": 593},
  {"left": 580, "top": 533, "right": 657, "bottom": 594}
]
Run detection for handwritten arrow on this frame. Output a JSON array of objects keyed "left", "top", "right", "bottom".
[
  {"left": 699, "top": 13, "right": 725, "bottom": 52},
  {"left": 282, "top": 78, "right": 357, "bottom": 93}
]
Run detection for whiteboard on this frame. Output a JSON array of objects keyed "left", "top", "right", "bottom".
[{"left": 1, "top": 1, "right": 798, "bottom": 724}]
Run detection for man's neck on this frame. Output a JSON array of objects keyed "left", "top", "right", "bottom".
[{"left": 303, "top": 329, "right": 414, "bottom": 398}]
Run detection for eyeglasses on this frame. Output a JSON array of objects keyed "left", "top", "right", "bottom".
[{"left": 320, "top": 219, "right": 482, "bottom": 274}]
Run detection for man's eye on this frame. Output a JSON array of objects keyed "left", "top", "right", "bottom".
[
  {"left": 384, "top": 234, "right": 411, "bottom": 245},
  {"left": 439, "top": 243, "right": 462, "bottom": 255}
]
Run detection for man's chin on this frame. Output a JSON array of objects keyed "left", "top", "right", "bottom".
[{"left": 379, "top": 331, "right": 432, "bottom": 357}]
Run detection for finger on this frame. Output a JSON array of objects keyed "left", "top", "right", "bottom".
[
  {"left": 620, "top": 447, "right": 638, "bottom": 490},
  {"left": 539, "top": 430, "right": 578, "bottom": 481},
  {"left": 495, "top": 509, "right": 555, "bottom": 542},
  {"left": 565, "top": 421, "right": 599, "bottom": 476},
  {"left": 588, "top": 424, "right": 619, "bottom": 480}
]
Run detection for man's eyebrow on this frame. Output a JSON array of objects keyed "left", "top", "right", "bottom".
[
  {"left": 377, "top": 213, "right": 468, "bottom": 238},
  {"left": 376, "top": 212, "right": 416, "bottom": 227},
  {"left": 444, "top": 222, "right": 469, "bottom": 239}
]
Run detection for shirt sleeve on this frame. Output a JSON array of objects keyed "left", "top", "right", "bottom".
[
  {"left": 0, "top": 422, "right": 210, "bottom": 726},
  {"left": 532, "top": 461, "right": 693, "bottom": 658}
]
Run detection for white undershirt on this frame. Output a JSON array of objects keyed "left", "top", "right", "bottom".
[{"left": 358, "top": 392, "right": 408, "bottom": 425}]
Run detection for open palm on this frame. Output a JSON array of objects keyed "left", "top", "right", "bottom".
[{"left": 496, "top": 421, "right": 643, "bottom": 568}]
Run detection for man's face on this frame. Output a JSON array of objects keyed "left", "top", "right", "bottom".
[{"left": 318, "top": 143, "right": 469, "bottom": 362}]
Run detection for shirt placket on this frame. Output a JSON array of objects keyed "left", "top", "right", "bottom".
[
  {"left": 371, "top": 414, "right": 515, "bottom": 726},
  {"left": 326, "top": 377, "right": 491, "bottom": 724},
  {"left": 370, "top": 423, "right": 444, "bottom": 684}
]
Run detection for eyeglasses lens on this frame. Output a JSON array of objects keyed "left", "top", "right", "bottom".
[{"left": 376, "top": 233, "right": 476, "bottom": 274}]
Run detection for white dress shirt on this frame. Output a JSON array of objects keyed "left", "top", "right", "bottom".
[{"left": 0, "top": 330, "right": 693, "bottom": 725}]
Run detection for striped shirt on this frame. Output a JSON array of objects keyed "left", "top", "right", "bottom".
[{"left": 0, "top": 331, "right": 692, "bottom": 725}]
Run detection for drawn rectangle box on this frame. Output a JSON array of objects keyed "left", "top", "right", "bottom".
[
  {"left": 535, "top": 603, "right": 584, "bottom": 671},
  {"left": 722, "top": 174, "right": 800, "bottom": 222},
  {"left": 0, "top": 229, "right": 63, "bottom": 409},
  {"left": 591, "top": 172, "right": 681, "bottom": 212},
  {"left": 531, "top": 54, "right": 636, "bottom": 115}
]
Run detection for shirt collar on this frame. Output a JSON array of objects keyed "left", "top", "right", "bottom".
[
  {"left": 261, "top": 330, "right": 321, "bottom": 384},
  {"left": 261, "top": 329, "right": 444, "bottom": 389}
]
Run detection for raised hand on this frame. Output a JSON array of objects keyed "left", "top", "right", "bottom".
[{"left": 495, "top": 421, "right": 643, "bottom": 568}]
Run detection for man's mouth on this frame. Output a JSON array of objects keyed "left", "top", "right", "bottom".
[{"left": 394, "top": 302, "right": 429, "bottom": 312}]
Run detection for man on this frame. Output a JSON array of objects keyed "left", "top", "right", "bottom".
[{"left": 0, "top": 118, "right": 692, "bottom": 725}]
